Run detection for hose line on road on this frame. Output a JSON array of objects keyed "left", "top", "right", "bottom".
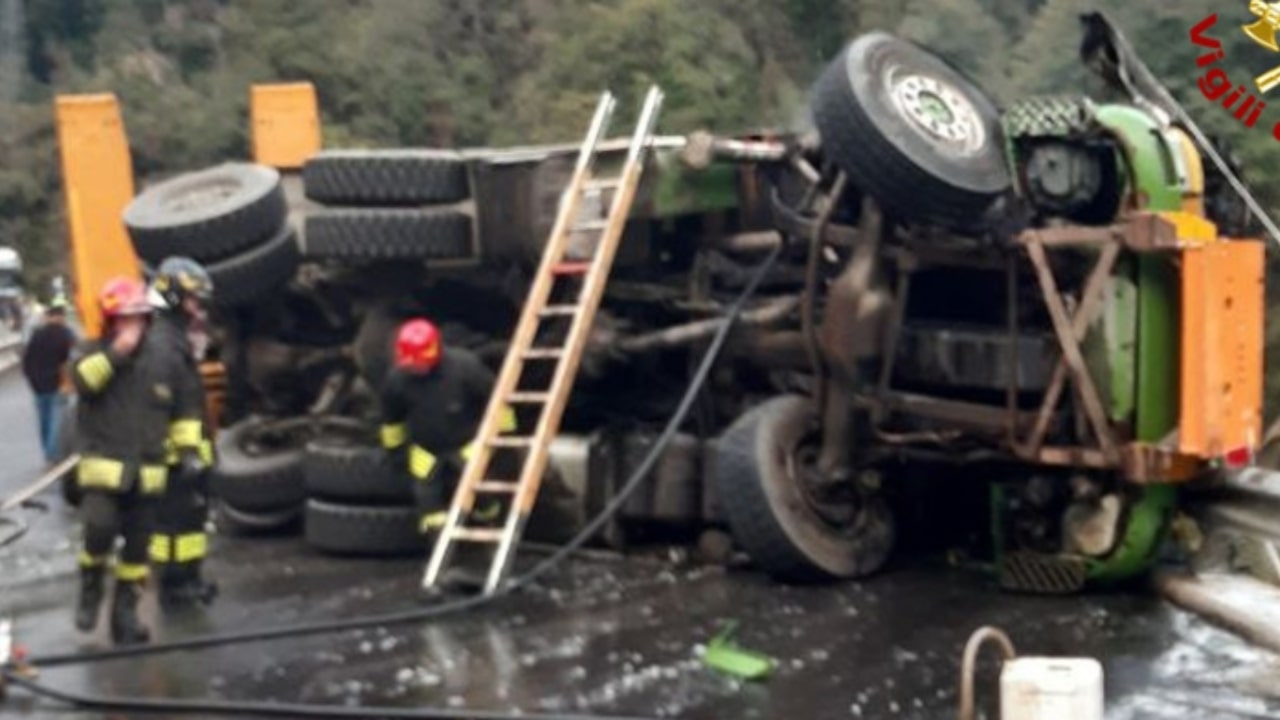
[
  {"left": 14, "top": 241, "right": 784, "bottom": 682},
  {"left": 1, "top": 672, "right": 663, "bottom": 720}
]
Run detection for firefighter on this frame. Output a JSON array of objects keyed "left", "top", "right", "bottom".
[
  {"left": 379, "top": 319, "right": 514, "bottom": 537},
  {"left": 71, "top": 276, "right": 187, "bottom": 645},
  {"left": 145, "top": 257, "right": 219, "bottom": 608}
]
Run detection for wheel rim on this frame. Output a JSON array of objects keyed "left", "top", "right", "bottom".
[
  {"left": 784, "top": 424, "right": 864, "bottom": 533},
  {"left": 888, "top": 70, "right": 986, "bottom": 155},
  {"left": 165, "top": 179, "right": 241, "bottom": 213}
]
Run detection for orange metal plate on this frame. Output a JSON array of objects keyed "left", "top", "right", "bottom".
[
  {"left": 1179, "top": 240, "right": 1265, "bottom": 457},
  {"left": 251, "top": 83, "right": 321, "bottom": 169},
  {"left": 54, "top": 94, "right": 141, "bottom": 340}
]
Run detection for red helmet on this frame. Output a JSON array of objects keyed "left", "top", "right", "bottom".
[
  {"left": 99, "top": 276, "right": 152, "bottom": 319},
  {"left": 395, "top": 319, "right": 441, "bottom": 372}
]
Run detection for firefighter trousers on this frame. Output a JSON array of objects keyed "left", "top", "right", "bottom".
[
  {"left": 410, "top": 450, "right": 504, "bottom": 533},
  {"left": 79, "top": 489, "right": 155, "bottom": 581},
  {"left": 149, "top": 471, "right": 210, "bottom": 584},
  {"left": 414, "top": 454, "right": 461, "bottom": 530}
]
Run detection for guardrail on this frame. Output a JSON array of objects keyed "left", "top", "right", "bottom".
[{"left": 0, "top": 332, "right": 21, "bottom": 374}]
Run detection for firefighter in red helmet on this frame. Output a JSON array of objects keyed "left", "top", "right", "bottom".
[
  {"left": 70, "top": 276, "right": 197, "bottom": 645},
  {"left": 379, "top": 318, "right": 514, "bottom": 537}
]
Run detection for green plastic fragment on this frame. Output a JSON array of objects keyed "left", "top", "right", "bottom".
[{"left": 701, "top": 621, "right": 774, "bottom": 680}]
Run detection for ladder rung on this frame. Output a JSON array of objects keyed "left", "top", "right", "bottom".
[
  {"left": 450, "top": 527, "right": 505, "bottom": 543},
  {"left": 522, "top": 347, "right": 563, "bottom": 360},
  {"left": 476, "top": 481, "right": 520, "bottom": 493},
  {"left": 572, "top": 219, "right": 608, "bottom": 232},
  {"left": 489, "top": 437, "right": 533, "bottom": 448},
  {"left": 539, "top": 305, "right": 578, "bottom": 318},
  {"left": 508, "top": 392, "right": 550, "bottom": 403},
  {"left": 552, "top": 262, "right": 592, "bottom": 276},
  {"left": 585, "top": 178, "right": 619, "bottom": 191}
]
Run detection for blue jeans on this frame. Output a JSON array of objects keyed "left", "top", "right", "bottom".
[{"left": 35, "top": 393, "right": 67, "bottom": 463}]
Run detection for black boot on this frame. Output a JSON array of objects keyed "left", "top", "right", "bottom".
[
  {"left": 110, "top": 580, "right": 151, "bottom": 645},
  {"left": 160, "top": 562, "right": 218, "bottom": 608},
  {"left": 74, "top": 566, "right": 105, "bottom": 632}
]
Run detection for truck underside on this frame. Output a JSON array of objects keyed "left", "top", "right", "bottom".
[{"left": 54, "top": 13, "right": 1265, "bottom": 593}]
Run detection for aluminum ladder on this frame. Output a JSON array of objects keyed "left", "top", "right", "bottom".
[{"left": 422, "top": 86, "right": 665, "bottom": 595}]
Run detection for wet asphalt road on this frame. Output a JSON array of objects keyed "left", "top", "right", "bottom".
[{"left": 2, "top": 370, "right": 1279, "bottom": 720}]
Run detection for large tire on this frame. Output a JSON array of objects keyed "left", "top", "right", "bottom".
[
  {"left": 211, "top": 416, "right": 365, "bottom": 512},
  {"left": 302, "top": 209, "right": 474, "bottom": 262},
  {"left": 207, "top": 223, "right": 301, "bottom": 308},
  {"left": 124, "top": 163, "right": 286, "bottom": 263},
  {"left": 302, "top": 150, "right": 469, "bottom": 206},
  {"left": 210, "top": 417, "right": 307, "bottom": 512},
  {"left": 714, "top": 395, "right": 895, "bottom": 581},
  {"left": 215, "top": 500, "right": 302, "bottom": 537},
  {"left": 810, "top": 33, "right": 1009, "bottom": 230},
  {"left": 304, "top": 499, "right": 425, "bottom": 557},
  {"left": 304, "top": 437, "right": 412, "bottom": 504}
]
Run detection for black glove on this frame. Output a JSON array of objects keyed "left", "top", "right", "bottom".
[{"left": 176, "top": 450, "right": 208, "bottom": 496}]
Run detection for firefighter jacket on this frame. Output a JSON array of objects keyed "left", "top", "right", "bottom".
[
  {"left": 148, "top": 312, "right": 212, "bottom": 468},
  {"left": 70, "top": 317, "right": 203, "bottom": 495},
  {"left": 379, "top": 349, "right": 516, "bottom": 480}
]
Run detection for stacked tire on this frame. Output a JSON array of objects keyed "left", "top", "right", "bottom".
[
  {"left": 210, "top": 416, "right": 365, "bottom": 536},
  {"left": 123, "top": 164, "right": 300, "bottom": 308},
  {"left": 300, "top": 150, "right": 477, "bottom": 263},
  {"left": 302, "top": 436, "right": 425, "bottom": 557}
]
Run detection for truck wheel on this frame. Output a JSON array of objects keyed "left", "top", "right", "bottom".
[
  {"left": 215, "top": 500, "right": 302, "bottom": 537},
  {"left": 304, "top": 437, "right": 413, "bottom": 504},
  {"left": 212, "top": 416, "right": 365, "bottom": 512},
  {"left": 304, "top": 499, "right": 425, "bottom": 556},
  {"left": 302, "top": 150, "right": 469, "bottom": 206},
  {"left": 713, "top": 395, "right": 895, "bottom": 581},
  {"left": 302, "top": 208, "right": 474, "bottom": 262},
  {"left": 124, "top": 163, "right": 286, "bottom": 264},
  {"left": 206, "top": 223, "right": 301, "bottom": 308},
  {"left": 810, "top": 32, "right": 1009, "bottom": 230},
  {"left": 211, "top": 417, "right": 308, "bottom": 512}
]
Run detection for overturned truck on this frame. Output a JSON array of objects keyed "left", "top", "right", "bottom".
[{"left": 82, "top": 14, "right": 1263, "bottom": 592}]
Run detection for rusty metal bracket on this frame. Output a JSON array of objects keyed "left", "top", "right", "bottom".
[
  {"left": 1013, "top": 213, "right": 1181, "bottom": 253},
  {"left": 1014, "top": 234, "right": 1121, "bottom": 465},
  {"left": 1121, "top": 444, "right": 1206, "bottom": 483}
]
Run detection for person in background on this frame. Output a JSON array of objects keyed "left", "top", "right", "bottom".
[{"left": 21, "top": 298, "right": 77, "bottom": 463}]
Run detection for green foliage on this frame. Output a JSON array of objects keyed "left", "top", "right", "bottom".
[{"left": 8, "top": 0, "right": 1280, "bottom": 409}]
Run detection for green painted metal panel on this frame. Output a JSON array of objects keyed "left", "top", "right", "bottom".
[
  {"left": 1094, "top": 104, "right": 1181, "bottom": 445},
  {"left": 1106, "top": 259, "right": 1138, "bottom": 423},
  {"left": 1085, "top": 484, "right": 1177, "bottom": 582},
  {"left": 646, "top": 151, "right": 740, "bottom": 217}
]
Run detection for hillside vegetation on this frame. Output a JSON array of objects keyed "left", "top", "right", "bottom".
[{"left": 6, "top": 0, "right": 1280, "bottom": 407}]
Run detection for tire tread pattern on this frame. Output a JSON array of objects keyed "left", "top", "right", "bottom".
[
  {"left": 302, "top": 151, "right": 469, "bottom": 206},
  {"left": 303, "top": 209, "right": 473, "bottom": 261},
  {"left": 207, "top": 225, "right": 301, "bottom": 308},
  {"left": 304, "top": 499, "right": 425, "bottom": 556},
  {"left": 304, "top": 440, "right": 413, "bottom": 503}
]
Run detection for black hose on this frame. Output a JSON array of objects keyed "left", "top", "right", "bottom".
[
  {"left": 2, "top": 672, "right": 660, "bottom": 720},
  {"left": 19, "top": 241, "right": 785, "bottom": 671}
]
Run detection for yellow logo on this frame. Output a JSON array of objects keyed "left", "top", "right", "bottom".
[{"left": 1245, "top": 0, "right": 1280, "bottom": 92}]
